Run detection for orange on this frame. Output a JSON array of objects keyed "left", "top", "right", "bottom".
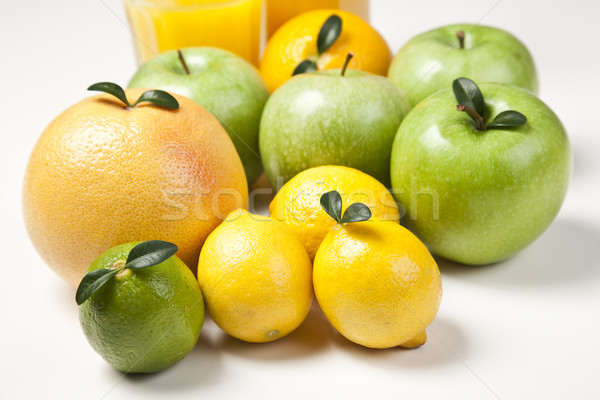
[
  {"left": 23, "top": 88, "right": 248, "bottom": 286},
  {"left": 314, "top": 220, "right": 442, "bottom": 349},
  {"left": 259, "top": 9, "right": 392, "bottom": 93}
]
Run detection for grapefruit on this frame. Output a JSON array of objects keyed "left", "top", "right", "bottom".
[{"left": 23, "top": 87, "right": 248, "bottom": 286}]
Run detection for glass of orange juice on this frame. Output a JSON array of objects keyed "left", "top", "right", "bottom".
[
  {"left": 266, "top": 0, "right": 370, "bottom": 38},
  {"left": 123, "top": 0, "right": 262, "bottom": 65}
]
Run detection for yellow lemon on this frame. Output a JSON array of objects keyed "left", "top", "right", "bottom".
[
  {"left": 270, "top": 165, "right": 399, "bottom": 260},
  {"left": 197, "top": 209, "right": 313, "bottom": 342},
  {"left": 314, "top": 219, "right": 442, "bottom": 349}
]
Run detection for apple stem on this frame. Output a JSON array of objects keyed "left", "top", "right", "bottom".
[
  {"left": 341, "top": 52, "right": 354, "bottom": 77},
  {"left": 177, "top": 50, "right": 191, "bottom": 75},
  {"left": 456, "top": 30, "right": 465, "bottom": 49},
  {"left": 457, "top": 104, "right": 485, "bottom": 131}
]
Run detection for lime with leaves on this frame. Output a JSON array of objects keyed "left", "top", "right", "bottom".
[{"left": 77, "top": 240, "right": 204, "bottom": 373}]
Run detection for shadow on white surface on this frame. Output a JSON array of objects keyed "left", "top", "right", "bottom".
[
  {"left": 121, "top": 335, "right": 222, "bottom": 391},
  {"left": 212, "top": 302, "right": 331, "bottom": 360},
  {"left": 325, "top": 317, "right": 466, "bottom": 369},
  {"left": 438, "top": 218, "right": 600, "bottom": 287},
  {"left": 205, "top": 302, "right": 465, "bottom": 369},
  {"left": 569, "top": 134, "right": 596, "bottom": 183}
]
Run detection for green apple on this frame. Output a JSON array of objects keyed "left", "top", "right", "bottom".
[
  {"left": 388, "top": 24, "right": 538, "bottom": 108},
  {"left": 390, "top": 78, "right": 571, "bottom": 265},
  {"left": 259, "top": 62, "right": 410, "bottom": 188},
  {"left": 128, "top": 47, "right": 269, "bottom": 185}
]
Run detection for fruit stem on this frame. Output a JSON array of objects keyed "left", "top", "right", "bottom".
[
  {"left": 110, "top": 260, "right": 127, "bottom": 270},
  {"left": 457, "top": 30, "right": 465, "bottom": 49},
  {"left": 111, "top": 259, "right": 128, "bottom": 276},
  {"left": 116, "top": 268, "right": 132, "bottom": 278},
  {"left": 177, "top": 50, "right": 191, "bottom": 75},
  {"left": 341, "top": 52, "right": 354, "bottom": 77},
  {"left": 457, "top": 104, "right": 485, "bottom": 131}
]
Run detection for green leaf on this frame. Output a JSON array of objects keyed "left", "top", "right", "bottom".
[
  {"left": 317, "top": 14, "right": 343, "bottom": 55},
  {"left": 75, "top": 268, "right": 119, "bottom": 305},
  {"left": 292, "top": 59, "right": 318, "bottom": 76},
  {"left": 125, "top": 240, "right": 178, "bottom": 270},
  {"left": 340, "top": 203, "right": 372, "bottom": 224},
  {"left": 131, "top": 90, "right": 179, "bottom": 110},
  {"left": 320, "top": 191, "right": 343, "bottom": 223},
  {"left": 486, "top": 110, "right": 527, "bottom": 129},
  {"left": 88, "top": 82, "right": 130, "bottom": 107},
  {"left": 452, "top": 77, "right": 485, "bottom": 118}
]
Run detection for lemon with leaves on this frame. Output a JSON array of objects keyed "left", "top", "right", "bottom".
[
  {"left": 313, "top": 191, "right": 442, "bottom": 349},
  {"left": 270, "top": 165, "right": 400, "bottom": 260},
  {"left": 198, "top": 209, "right": 313, "bottom": 343},
  {"left": 77, "top": 240, "right": 204, "bottom": 373}
]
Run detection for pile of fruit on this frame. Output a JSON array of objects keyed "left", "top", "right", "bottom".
[{"left": 22, "top": 10, "right": 570, "bottom": 374}]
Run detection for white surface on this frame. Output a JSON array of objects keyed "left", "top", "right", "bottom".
[{"left": 2, "top": 0, "right": 600, "bottom": 399}]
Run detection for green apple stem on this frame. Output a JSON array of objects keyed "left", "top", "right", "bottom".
[
  {"left": 177, "top": 50, "right": 191, "bottom": 75},
  {"left": 457, "top": 104, "right": 485, "bottom": 131},
  {"left": 341, "top": 52, "right": 354, "bottom": 77},
  {"left": 457, "top": 30, "right": 465, "bottom": 49}
]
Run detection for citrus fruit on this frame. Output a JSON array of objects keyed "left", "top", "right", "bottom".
[
  {"left": 313, "top": 194, "right": 442, "bottom": 349},
  {"left": 197, "top": 209, "right": 313, "bottom": 342},
  {"left": 265, "top": 0, "right": 370, "bottom": 38},
  {"left": 128, "top": 47, "right": 270, "bottom": 185},
  {"left": 259, "top": 9, "right": 392, "bottom": 93},
  {"left": 78, "top": 241, "right": 204, "bottom": 373},
  {"left": 270, "top": 165, "right": 400, "bottom": 260},
  {"left": 23, "top": 87, "right": 248, "bottom": 286}
]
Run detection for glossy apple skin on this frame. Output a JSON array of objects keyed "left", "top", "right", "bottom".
[
  {"left": 259, "top": 69, "right": 410, "bottom": 188},
  {"left": 390, "top": 83, "right": 571, "bottom": 265},
  {"left": 129, "top": 47, "right": 269, "bottom": 185},
  {"left": 388, "top": 24, "right": 538, "bottom": 108}
]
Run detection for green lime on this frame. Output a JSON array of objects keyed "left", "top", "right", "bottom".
[{"left": 78, "top": 241, "right": 204, "bottom": 373}]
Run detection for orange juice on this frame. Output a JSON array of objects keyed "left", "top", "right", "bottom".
[
  {"left": 266, "top": 0, "right": 370, "bottom": 38},
  {"left": 124, "top": 0, "right": 262, "bottom": 65}
]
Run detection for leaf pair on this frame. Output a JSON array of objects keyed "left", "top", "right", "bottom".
[
  {"left": 453, "top": 77, "right": 527, "bottom": 131},
  {"left": 75, "top": 240, "right": 178, "bottom": 305},
  {"left": 292, "top": 15, "right": 343, "bottom": 76},
  {"left": 320, "top": 191, "right": 372, "bottom": 224},
  {"left": 88, "top": 82, "right": 179, "bottom": 110}
]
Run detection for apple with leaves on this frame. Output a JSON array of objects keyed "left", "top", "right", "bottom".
[
  {"left": 388, "top": 24, "right": 538, "bottom": 108},
  {"left": 390, "top": 78, "right": 571, "bottom": 265}
]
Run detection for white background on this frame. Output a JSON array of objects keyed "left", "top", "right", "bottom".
[{"left": 2, "top": 0, "right": 600, "bottom": 399}]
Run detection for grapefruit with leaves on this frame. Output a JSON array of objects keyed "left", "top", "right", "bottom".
[{"left": 23, "top": 83, "right": 248, "bottom": 286}]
